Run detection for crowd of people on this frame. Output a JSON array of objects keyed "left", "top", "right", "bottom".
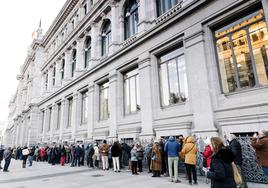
[{"left": 0, "top": 130, "right": 268, "bottom": 188}]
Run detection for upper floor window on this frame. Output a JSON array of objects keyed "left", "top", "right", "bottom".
[
  {"left": 84, "top": 37, "right": 92, "bottom": 68},
  {"left": 56, "top": 103, "right": 61, "bottom": 130},
  {"left": 84, "top": 4, "right": 87, "bottom": 15},
  {"left": 41, "top": 110, "right": 45, "bottom": 133},
  {"left": 124, "top": 0, "right": 139, "bottom": 40},
  {"left": 101, "top": 20, "right": 111, "bottom": 56},
  {"left": 48, "top": 107, "right": 52, "bottom": 132},
  {"left": 71, "top": 49, "right": 77, "bottom": 77},
  {"left": 156, "top": 0, "right": 179, "bottom": 16},
  {"left": 52, "top": 66, "right": 56, "bottom": 86},
  {"left": 81, "top": 90, "right": 89, "bottom": 124},
  {"left": 61, "top": 59, "right": 65, "bottom": 81},
  {"left": 124, "top": 68, "right": 140, "bottom": 114},
  {"left": 215, "top": 9, "right": 268, "bottom": 93},
  {"left": 45, "top": 73, "right": 48, "bottom": 90},
  {"left": 99, "top": 81, "right": 109, "bottom": 120},
  {"left": 159, "top": 47, "right": 188, "bottom": 106}
]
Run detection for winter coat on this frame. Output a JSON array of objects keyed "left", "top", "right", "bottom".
[
  {"left": 136, "top": 146, "right": 144, "bottom": 160},
  {"left": 131, "top": 148, "right": 138, "bottom": 161},
  {"left": 252, "top": 136, "right": 268, "bottom": 167},
  {"left": 164, "top": 137, "right": 180, "bottom": 157},
  {"left": 203, "top": 145, "right": 213, "bottom": 168},
  {"left": 99, "top": 143, "right": 109, "bottom": 156},
  {"left": 0, "top": 148, "right": 4, "bottom": 161},
  {"left": 111, "top": 143, "right": 121, "bottom": 157},
  {"left": 207, "top": 148, "right": 236, "bottom": 188},
  {"left": 150, "top": 143, "right": 162, "bottom": 171},
  {"left": 144, "top": 143, "right": 153, "bottom": 159},
  {"left": 180, "top": 136, "right": 197, "bottom": 165},
  {"left": 93, "top": 146, "right": 100, "bottom": 160},
  {"left": 229, "top": 139, "right": 243, "bottom": 166},
  {"left": 4, "top": 149, "right": 12, "bottom": 161}
]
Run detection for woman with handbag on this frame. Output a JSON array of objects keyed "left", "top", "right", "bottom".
[
  {"left": 151, "top": 140, "right": 162, "bottom": 177},
  {"left": 180, "top": 136, "right": 198, "bottom": 185},
  {"left": 203, "top": 137, "right": 237, "bottom": 188}
]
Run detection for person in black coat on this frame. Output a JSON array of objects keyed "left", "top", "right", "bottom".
[
  {"left": 0, "top": 146, "right": 4, "bottom": 169},
  {"left": 3, "top": 147, "right": 12, "bottom": 172},
  {"left": 111, "top": 141, "right": 122, "bottom": 172},
  {"left": 204, "top": 137, "right": 237, "bottom": 188}
]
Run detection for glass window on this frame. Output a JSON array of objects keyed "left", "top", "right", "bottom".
[
  {"left": 52, "top": 66, "right": 56, "bottom": 86},
  {"left": 84, "top": 37, "right": 91, "bottom": 68},
  {"left": 159, "top": 48, "right": 188, "bottom": 106},
  {"left": 124, "top": 68, "right": 140, "bottom": 114},
  {"left": 101, "top": 21, "right": 111, "bottom": 56},
  {"left": 41, "top": 111, "right": 45, "bottom": 133},
  {"left": 156, "top": 0, "right": 178, "bottom": 16},
  {"left": 71, "top": 49, "right": 76, "bottom": 77},
  {"left": 215, "top": 10, "right": 268, "bottom": 93},
  {"left": 81, "top": 91, "right": 89, "bottom": 124},
  {"left": 67, "top": 98, "right": 73, "bottom": 127},
  {"left": 56, "top": 103, "right": 61, "bottom": 130},
  {"left": 48, "top": 107, "right": 52, "bottom": 132},
  {"left": 124, "top": 0, "right": 139, "bottom": 40},
  {"left": 99, "top": 82, "right": 109, "bottom": 120},
  {"left": 45, "top": 73, "right": 48, "bottom": 90}
]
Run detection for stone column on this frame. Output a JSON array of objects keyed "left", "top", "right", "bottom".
[
  {"left": 184, "top": 30, "right": 217, "bottom": 137},
  {"left": 71, "top": 93, "right": 79, "bottom": 139},
  {"left": 47, "top": 67, "right": 53, "bottom": 91},
  {"left": 55, "top": 60, "right": 61, "bottom": 87},
  {"left": 87, "top": 83, "right": 95, "bottom": 140},
  {"left": 138, "top": 0, "right": 156, "bottom": 33},
  {"left": 138, "top": 53, "right": 155, "bottom": 139},
  {"left": 74, "top": 38, "right": 84, "bottom": 77},
  {"left": 108, "top": 70, "right": 118, "bottom": 139},
  {"left": 42, "top": 108, "right": 48, "bottom": 141},
  {"left": 50, "top": 104, "right": 56, "bottom": 141},
  {"left": 63, "top": 50, "right": 72, "bottom": 85},
  {"left": 67, "top": 22, "right": 73, "bottom": 35},
  {"left": 59, "top": 99, "right": 66, "bottom": 140},
  {"left": 91, "top": 22, "right": 99, "bottom": 65},
  {"left": 110, "top": 1, "right": 120, "bottom": 53}
]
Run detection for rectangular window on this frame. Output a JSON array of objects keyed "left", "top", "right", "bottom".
[
  {"left": 99, "top": 81, "right": 109, "bottom": 120},
  {"left": 215, "top": 9, "right": 268, "bottom": 93},
  {"left": 157, "top": 0, "right": 178, "bottom": 16},
  {"left": 52, "top": 66, "right": 56, "bottom": 86},
  {"left": 61, "top": 59, "right": 65, "bottom": 80},
  {"left": 48, "top": 107, "right": 52, "bottom": 132},
  {"left": 124, "top": 68, "right": 140, "bottom": 114},
  {"left": 56, "top": 103, "right": 61, "bottom": 130},
  {"left": 41, "top": 110, "right": 45, "bottom": 133},
  {"left": 45, "top": 73, "right": 48, "bottom": 90},
  {"left": 84, "top": 4, "right": 87, "bottom": 15},
  {"left": 81, "top": 91, "right": 89, "bottom": 124},
  {"left": 159, "top": 47, "right": 188, "bottom": 106},
  {"left": 67, "top": 98, "right": 73, "bottom": 127}
]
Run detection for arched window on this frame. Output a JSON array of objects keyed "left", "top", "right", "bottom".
[
  {"left": 101, "top": 20, "right": 111, "bottom": 56},
  {"left": 156, "top": 0, "right": 178, "bottom": 16},
  {"left": 124, "top": 0, "right": 139, "bottom": 40},
  {"left": 84, "top": 37, "right": 91, "bottom": 68},
  {"left": 71, "top": 49, "right": 76, "bottom": 77}
]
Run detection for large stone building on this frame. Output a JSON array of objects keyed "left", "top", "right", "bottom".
[{"left": 4, "top": 0, "right": 268, "bottom": 147}]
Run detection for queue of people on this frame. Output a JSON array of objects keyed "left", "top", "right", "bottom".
[{"left": 0, "top": 130, "right": 267, "bottom": 188}]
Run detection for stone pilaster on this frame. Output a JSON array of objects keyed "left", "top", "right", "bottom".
[
  {"left": 50, "top": 104, "right": 56, "bottom": 141},
  {"left": 110, "top": 1, "right": 120, "bottom": 53},
  {"left": 74, "top": 38, "right": 84, "bottom": 77},
  {"left": 47, "top": 67, "right": 53, "bottom": 91},
  {"left": 63, "top": 50, "right": 72, "bottom": 85},
  {"left": 138, "top": 54, "right": 155, "bottom": 139},
  {"left": 91, "top": 22, "right": 99, "bottom": 65},
  {"left": 71, "top": 93, "right": 79, "bottom": 139},
  {"left": 55, "top": 60, "right": 61, "bottom": 87},
  {"left": 59, "top": 99, "right": 66, "bottom": 140},
  {"left": 87, "top": 83, "right": 95, "bottom": 140},
  {"left": 138, "top": 0, "right": 156, "bottom": 33},
  {"left": 42, "top": 108, "right": 48, "bottom": 141}
]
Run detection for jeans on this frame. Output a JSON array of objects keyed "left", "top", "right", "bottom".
[
  {"left": 168, "top": 157, "right": 179, "bottom": 181},
  {"left": 112, "top": 157, "right": 120, "bottom": 171},
  {"left": 263, "top": 167, "right": 268, "bottom": 176},
  {"left": 138, "top": 160, "right": 143, "bottom": 172},
  {"left": 185, "top": 164, "right": 197, "bottom": 183},
  {"left": 102, "top": 156, "right": 109, "bottom": 170},
  {"left": 28, "top": 155, "right": 33, "bottom": 166},
  {"left": 4, "top": 159, "right": 11, "bottom": 171},
  {"left": 131, "top": 161, "right": 138, "bottom": 174}
]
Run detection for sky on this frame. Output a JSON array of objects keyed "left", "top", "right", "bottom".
[{"left": 0, "top": 0, "right": 67, "bottom": 128}]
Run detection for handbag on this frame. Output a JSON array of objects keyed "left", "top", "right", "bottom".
[{"left": 232, "top": 162, "right": 242, "bottom": 186}]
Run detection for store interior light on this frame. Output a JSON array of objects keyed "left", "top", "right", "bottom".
[
  {"left": 85, "top": 48, "right": 88, "bottom": 52},
  {"left": 125, "top": 11, "right": 131, "bottom": 17},
  {"left": 102, "top": 32, "right": 106, "bottom": 37}
]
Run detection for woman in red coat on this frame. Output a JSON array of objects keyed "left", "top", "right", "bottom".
[{"left": 202, "top": 138, "right": 213, "bottom": 168}]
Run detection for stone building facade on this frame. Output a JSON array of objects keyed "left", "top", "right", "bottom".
[{"left": 4, "top": 0, "right": 268, "bottom": 147}]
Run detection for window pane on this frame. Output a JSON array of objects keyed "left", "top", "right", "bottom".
[
  {"left": 177, "top": 55, "right": 188, "bottom": 101},
  {"left": 168, "top": 59, "right": 180, "bottom": 104},
  {"left": 136, "top": 75, "right": 140, "bottom": 111},
  {"left": 216, "top": 36, "right": 237, "bottom": 93},
  {"left": 249, "top": 21, "right": 268, "bottom": 85},
  {"left": 68, "top": 99, "right": 73, "bottom": 127},
  {"left": 57, "top": 104, "right": 61, "bottom": 130},
  {"left": 130, "top": 77, "right": 137, "bottom": 112},
  {"left": 159, "top": 63, "right": 170, "bottom": 106},
  {"left": 124, "top": 79, "right": 130, "bottom": 114},
  {"left": 232, "top": 30, "right": 255, "bottom": 88},
  {"left": 100, "top": 82, "right": 109, "bottom": 120}
]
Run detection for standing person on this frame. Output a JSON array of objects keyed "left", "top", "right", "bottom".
[
  {"left": 22, "top": 146, "right": 29, "bottom": 168},
  {"left": 151, "top": 140, "right": 162, "bottom": 177},
  {"left": 228, "top": 133, "right": 248, "bottom": 188},
  {"left": 99, "top": 140, "right": 109, "bottom": 170},
  {"left": 80, "top": 145, "right": 85, "bottom": 166},
  {"left": 60, "top": 145, "right": 66, "bottom": 166},
  {"left": 251, "top": 130, "right": 268, "bottom": 176},
  {"left": 28, "top": 147, "right": 34, "bottom": 167},
  {"left": 144, "top": 141, "right": 153, "bottom": 173},
  {"left": 137, "top": 144, "right": 144, "bottom": 173},
  {"left": 164, "top": 136, "right": 181, "bottom": 183},
  {"left": 34, "top": 146, "right": 39, "bottom": 161},
  {"left": 203, "top": 137, "right": 236, "bottom": 188},
  {"left": 0, "top": 146, "right": 4, "bottom": 170},
  {"left": 50, "top": 145, "right": 58, "bottom": 166},
  {"left": 180, "top": 136, "right": 198, "bottom": 185},
  {"left": 3, "top": 147, "right": 12, "bottom": 172},
  {"left": 131, "top": 144, "right": 139, "bottom": 175},
  {"left": 202, "top": 137, "right": 213, "bottom": 169},
  {"left": 111, "top": 141, "right": 121, "bottom": 172},
  {"left": 87, "top": 144, "right": 94, "bottom": 168},
  {"left": 93, "top": 143, "right": 100, "bottom": 168}
]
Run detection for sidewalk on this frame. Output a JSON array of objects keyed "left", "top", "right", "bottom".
[{"left": 0, "top": 159, "right": 210, "bottom": 188}]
